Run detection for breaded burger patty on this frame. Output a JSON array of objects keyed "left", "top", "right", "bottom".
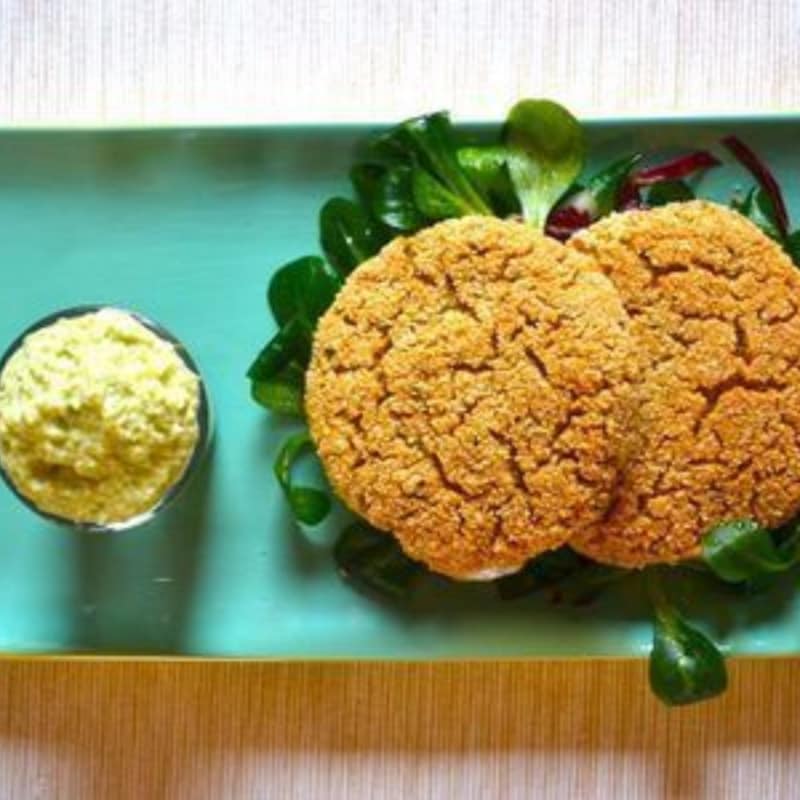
[
  {"left": 306, "top": 217, "right": 638, "bottom": 579},
  {"left": 569, "top": 201, "right": 800, "bottom": 567}
]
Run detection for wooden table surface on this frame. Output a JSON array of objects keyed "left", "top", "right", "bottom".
[{"left": 1, "top": 1, "right": 799, "bottom": 797}]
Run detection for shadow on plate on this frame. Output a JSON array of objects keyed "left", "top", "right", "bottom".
[{"left": 68, "top": 454, "right": 216, "bottom": 654}]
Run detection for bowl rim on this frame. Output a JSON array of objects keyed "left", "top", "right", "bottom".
[{"left": 0, "top": 304, "right": 213, "bottom": 533}]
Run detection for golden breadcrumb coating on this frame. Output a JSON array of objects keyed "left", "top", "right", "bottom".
[
  {"left": 306, "top": 216, "right": 638, "bottom": 579},
  {"left": 569, "top": 200, "right": 800, "bottom": 567}
]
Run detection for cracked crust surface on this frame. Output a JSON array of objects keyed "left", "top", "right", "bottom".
[
  {"left": 568, "top": 200, "right": 800, "bottom": 568},
  {"left": 306, "top": 216, "right": 638, "bottom": 579}
]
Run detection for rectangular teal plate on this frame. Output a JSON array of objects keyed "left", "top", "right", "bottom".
[{"left": 0, "top": 115, "right": 799, "bottom": 659}]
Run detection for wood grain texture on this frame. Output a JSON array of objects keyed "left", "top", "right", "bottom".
[
  {"left": 1, "top": 0, "right": 800, "bottom": 797},
  {"left": 0, "top": 660, "right": 799, "bottom": 799}
]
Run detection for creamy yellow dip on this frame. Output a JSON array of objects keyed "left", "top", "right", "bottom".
[{"left": 0, "top": 309, "right": 201, "bottom": 525}]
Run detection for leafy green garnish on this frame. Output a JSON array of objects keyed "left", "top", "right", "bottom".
[
  {"left": 274, "top": 431, "right": 331, "bottom": 525},
  {"left": 555, "top": 563, "right": 629, "bottom": 606},
  {"left": 267, "top": 256, "right": 341, "bottom": 330},
  {"left": 350, "top": 164, "right": 399, "bottom": 235},
  {"left": 349, "top": 163, "right": 384, "bottom": 207},
  {"left": 503, "top": 99, "right": 585, "bottom": 228},
  {"left": 496, "top": 549, "right": 630, "bottom": 606},
  {"left": 247, "top": 317, "right": 312, "bottom": 381},
  {"left": 646, "top": 179, "right": 694, "bottom": 206},
  {"left": 456, "top": 145, "right": 519, "bottom": 216},
  {"left": 384, "top": 112, "right": 491, "bottom": 217},
  {"left": 411, "top": 166, "right": 476, "bottom": 220},
  {"left": 334, "top": 520, "right": 424, "bottom": 600},
  {"left": 724, "top": 134, "right": 798, "bottom": 263},
  {"left": 248, "top": 256, "right": 342, "bottom": 401},
  {"left": 251, "top": 361, "right": 305, "bottom": 416},
  {"left": 376, "top": 165, "right": 427, "bottom": 231},
  {"left": 702, "top": 519, "right": 798, "bottom": 583},
  {"left": 351, "top": 164, "right": 426, "bottom": 233},
  {"left": 733, "top": 187, "right": 785, "bottom": 243},
  {"left": 647, "top": 570, "right": 728, "bottom": 706},
  {"left": 581, "top": 153, "right": 643, "bottom": 216},
  {"left": 785, "top": 230, "right": 800, "bottom": 267},
  {"left": 545, "top": 154, "right": 643, "bottom": 239},
  {"left": 723, "top": 135, "right": 789, "bottom": 239},
  {"left": 495, "top": 547, "right": 587, "bottom": 600},
  {"left": 319, "top": 198, "right": 386, "bottom": 276},
  {"left": 649, "top": 610, "right": 728, "bottom": 707},
  {"left": 733, "top": 191, "right": 800, "bottom": 265}
]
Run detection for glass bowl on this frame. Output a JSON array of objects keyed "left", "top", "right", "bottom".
[{"left": 0, "top": 305, "right": 213, "bottom": 533}]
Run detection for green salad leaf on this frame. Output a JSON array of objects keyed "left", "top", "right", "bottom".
[
  {"left": 723, "top": 135, "right": 789, "bottom": 240},
  {"left": 702, "top": 519, "right": 798, "bottom": 583},
  {"left": 785, "top": 230, "right": 800, "bottom": 267},
  {"left": 248, "top": 256, "right": 342, "bottom": 400},
  {"left": 247, "top": 317, "right": 312, "bottom": 381},
  {"left": 389, "top": 112, "right": 491, "bottom": 216},
  {"left": 649, "top": 611, "right": 728, "bottom": 707},
  {"left": 580, "top": 153, "right": 643, "bottom": 216},
  {"left": 495, "top": 547, "right": 587, "bottom": 600},
  {"left": 411, "top": 166, "right": 476, "bottom": 219},
  {"left": 352, "top": 164, "right": 426, "bottom": 233},
  {"left": 647, "top": 570, "right": 728, "bottom": 706},
  {"left": 503, "top": 99, "right": 585, "bottom": 228},
  {"left": 334, "top": 520, "right": 424, "bottom": 600},
  {"left": 733, "top": 192, "right": 800, "bottom": 265},
  {"left": 494, "top": 549, "right": 627, "bottom": 605},
  {"left": 377, "top": 165, "right": 427, "bottom": 231},
  {"left": 545, "top": 153, "right": 642, "bottom": 239},
  {"left": 251, "top": 361, "right": 305, "bottom": 416},
  {"left": 554, "top": 563, "right": 629, "bottom": 606},
  {"left": 456, "top": 145, "right": 519, "bottom": 215},
  {"left": 319, "top": 197, "right": 387, "bottom": 276},
  {"left": 349, "top": 162, "right": 384, "bottom": 208},
  {"left": 267, "top": 256, "right": 341, "bottom": 330},
  {"left": 646, "top": 179, "right": 695, "bottom": 206},
  {"left": 274, "top": 431, "right": 331, "bottom": 525},
  {"left": 733, "top": 187, "right": 785, "bottom": 243}
]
